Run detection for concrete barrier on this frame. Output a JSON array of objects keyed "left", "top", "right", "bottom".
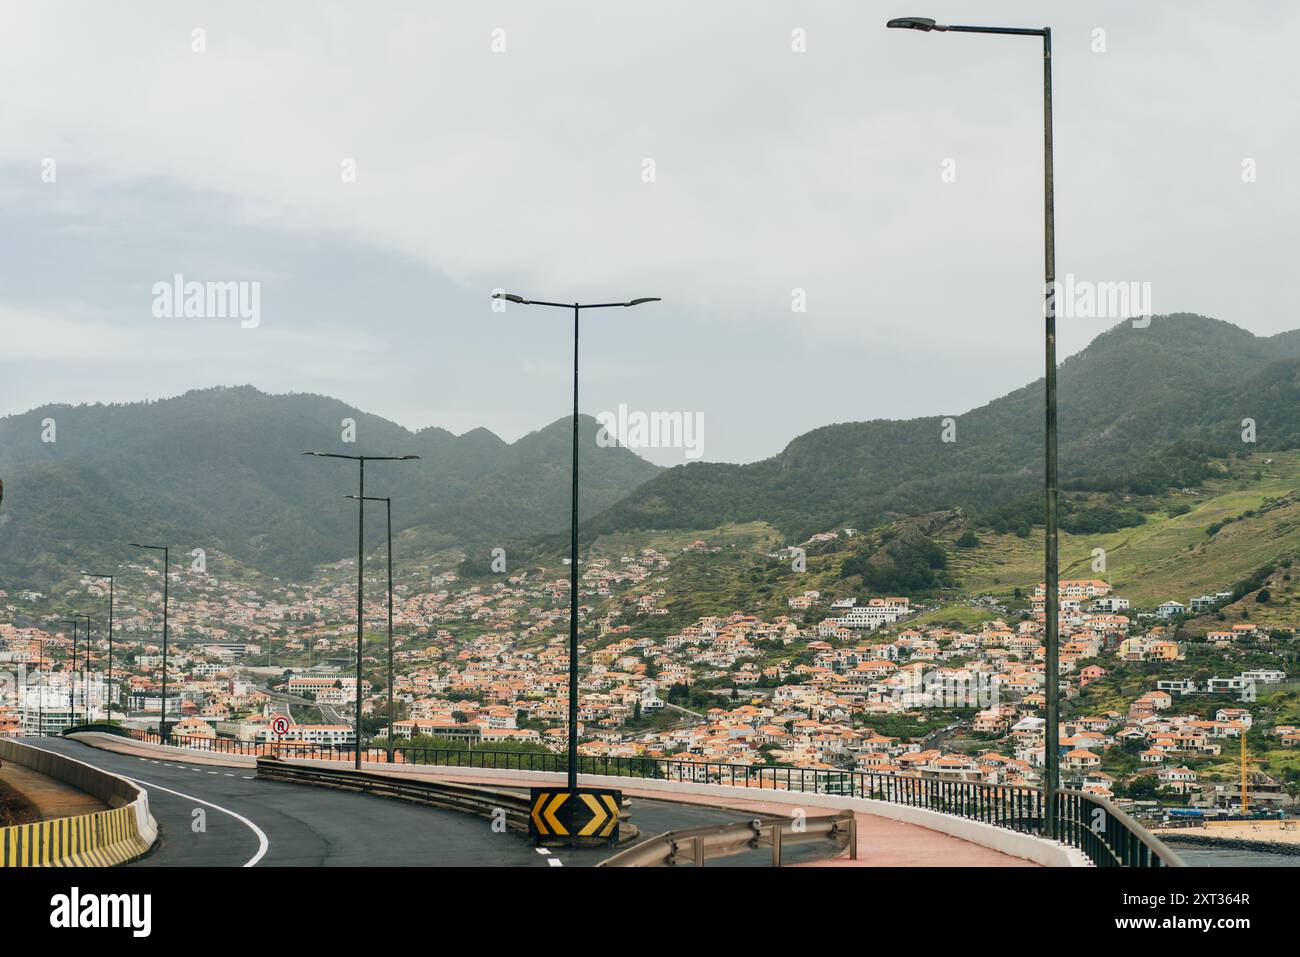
[{"left": 0, "top": 739, "right": 157, "bottom": 867}]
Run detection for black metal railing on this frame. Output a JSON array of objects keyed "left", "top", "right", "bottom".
[{"left": 117, "top": 729, "right": 1181, "bottom": 866}]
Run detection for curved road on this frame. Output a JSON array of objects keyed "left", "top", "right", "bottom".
[
  {"left": 22, "top": 737, "right": 552, "bottom": 867},
  {"left": 20, "top": 737, "right": 805, "bottom": 867}
]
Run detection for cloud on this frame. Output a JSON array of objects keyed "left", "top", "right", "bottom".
[{"left": 2, "top": 0, "right": 1298, "bottom": 462}]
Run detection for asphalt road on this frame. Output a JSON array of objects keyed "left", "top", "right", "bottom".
[
  {"left": 22, "top": 737, "right": 549, "bottom": 867},
  {"left": 20, "top": 737, "right": 836, "bottom": 867}
]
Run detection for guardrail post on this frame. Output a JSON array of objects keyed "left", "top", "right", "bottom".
[
  {"left": 693, "top": 835, "right": 705, "bottom": 868},
  {"left": 771, "top": 823, "right": 783, "bottom": 867}
]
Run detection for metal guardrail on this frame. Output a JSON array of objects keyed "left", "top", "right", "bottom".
[
  {"left": 254, "top": 757, "right": 639, "bottom": 843},
  {"left": 126, "top": 731, "right": 1182, "bottom": 866},
  {"left": 598, "top": 809, "right": 856, "bottom": 867},
  {"left": 253, "top": 757, "right": 536, "bottom": 833}
]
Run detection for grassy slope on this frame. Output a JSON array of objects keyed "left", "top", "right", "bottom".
[{"left": 945, "top": 450, "right": 1300, "bottom": 610}]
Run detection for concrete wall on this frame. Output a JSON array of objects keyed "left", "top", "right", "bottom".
[{"left": 0, "top": 738, "right": 156, "bottom": 867}]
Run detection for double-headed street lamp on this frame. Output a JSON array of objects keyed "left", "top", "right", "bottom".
[
  {"left": 887, "top": 15, "right": 1061, "bottom": 839},
  {"left": 75, "top": 612, "right": 91, "bottom": 718},
  {"left": 83, "top": 572, "right": 115, "bottom": 717},
  {"left": 303, "top": 451, "right": 420, "bottom": 768},
  {"left": 347, "top": 494, "right": 397, "bottom": 759},
  {"left": 492, "top": 292, "right": 661, "bottom": 791},
  {"left": 130, "top": 543, "right": 172, "bottom": 741},
  {"left": 29, "top": 636, "right": 45, "bottom": 736},
  {"left": 59, "top": 618, "right": 78, "bottom": 722}
]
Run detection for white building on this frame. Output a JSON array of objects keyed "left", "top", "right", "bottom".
[{"left": 1092, "top": 597, "right": 1130, "bottom": 612}]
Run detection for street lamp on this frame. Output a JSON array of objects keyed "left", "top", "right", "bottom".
[
  {"left": 32, "top": 636, "right": 45, "bottom": 737},
  {"left": 82, "top": 573, "right": 115, "bottom": 718},
  {"left": 347, "top": 494, "right": 396, "bottom": 760},
  {"left": 887, "top": 15, "right": 1060, "bottom": 839},
  {"left": 130, "top": 543, "right": 171, "bottom": 741},
  {"left": 59, "top": 618, "right": 78, "bottom": 727},
  {"left": 303, "top": 451, "right": 420, "bottom": 768},
  {"left": 75, "top": 612, "right": 91, "bottom": 720},
  {"left": 492, "top": 291, "right": 661, "bottom": 791}
]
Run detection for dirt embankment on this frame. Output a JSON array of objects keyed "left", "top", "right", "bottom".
[{"left": 0, "top": 774, "right": 41, "bottom": 826}]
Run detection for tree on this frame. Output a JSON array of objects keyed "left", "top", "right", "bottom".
[{"left": 1126, "top": 776, "right": 1158, "bottom": 801}]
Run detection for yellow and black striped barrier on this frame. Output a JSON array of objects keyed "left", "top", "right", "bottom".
[
  {"left": 0, "top": 804, "right": 151, "bottom": 867},
  {"left": 529, "top": 786, "right": 622, "bottom": 846},
  {"left": 0, "top": 738, "right": 157, "bottom": 868}
]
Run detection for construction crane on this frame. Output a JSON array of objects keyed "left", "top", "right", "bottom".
[{"left": 1240, "top": 731, "right": 1250, "bottom": 815}]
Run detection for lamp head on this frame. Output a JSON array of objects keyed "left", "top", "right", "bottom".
[{"left": 887, "top": 17, "right": 946, "bottom": 31}]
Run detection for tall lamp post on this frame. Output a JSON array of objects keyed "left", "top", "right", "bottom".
[
  {"left": 492, "top": 292, "right": 661, "bottom": 791},
  {"left": 32, "top": 636, "right": 45, "bottom": 736},
  {"left": 303, "top": 451, "right": 420, "bottom": 768},
  {"left": 75, "top": 612, "right": 92, "bottom": 719},
  {"left": 83, "top": 573, "right": 115, "bottom": 717},
  {"left": 130, "top": 543, "right": 171, "bottom": 741},
  {"left": 887, "top": 15, "right": 1059, "bottom": 839},
  {"left": 59, "top": 618, "right": 78, "bottom": 726},
  {"left": 347, "top": 494, "right": 396, "bottom": 760}
]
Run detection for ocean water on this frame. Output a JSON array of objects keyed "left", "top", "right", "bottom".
[{"left": 1172, "top": 845, "right": 1300, "bottom": 867}]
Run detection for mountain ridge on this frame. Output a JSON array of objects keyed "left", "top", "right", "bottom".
[
  {"left": 573, "top": 314, "right": 1300, "bottom": 546},
  {"left": 0, "top": 387, "right": 662, "bottom": 587}
]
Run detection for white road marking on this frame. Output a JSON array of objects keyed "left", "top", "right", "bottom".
[
  {"left": 121, "top": 773, "right": 270, "bottom": 867},
  {"left": 547, "top": 858, "right": 563, "bottom": 867},
  {"left": 24, "top": 741, "right": 270, "bottom": 868}
]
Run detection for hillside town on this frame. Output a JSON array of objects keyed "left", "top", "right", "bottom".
[{"left": 2, "top": 548, "right": 1298, "bottom": 817}]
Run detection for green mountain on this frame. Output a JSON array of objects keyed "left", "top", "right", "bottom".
[
  {"left": 0, "top": 386, "right": 661, "bottom": 587},
  {"left": 578, "top": 314, "right": 1300, "bottom": 545}
]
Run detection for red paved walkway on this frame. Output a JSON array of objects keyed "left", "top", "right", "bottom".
[{"left": 440, "top": 771, "right": 1039, "bottom": 867}]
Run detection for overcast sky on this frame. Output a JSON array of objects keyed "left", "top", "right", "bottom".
[{"left": 3, "top": 1, "right": 1297, "bottom": 465}]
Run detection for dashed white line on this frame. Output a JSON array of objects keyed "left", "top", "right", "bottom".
[{"left": 535, "top": 847, "right": 563, "bottom": 867}]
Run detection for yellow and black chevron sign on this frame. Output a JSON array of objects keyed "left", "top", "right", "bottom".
[{"left": 529, "top": 787, "right": 622, "bottom": 844}]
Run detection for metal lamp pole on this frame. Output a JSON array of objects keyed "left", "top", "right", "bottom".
[
  {"left": 348, "top": 495, "right": 396, "bottom": 761},
  {"left": 887, "top": 14, "right": 1059, "bottom": 839},
  {"left": 59, "top": 618, "right": 77, "bottom": 725},
  {"left": 492, "top": 291, "right": 661, "bottom": 790},
  {"left": 303, "top": 452, "right": 420, "bottom": 768},
  {"left": 83, "top": 573, "right": 115, "bottom": 718},
  {"left": 36, "top": 637, "right": 44, "bottom": 737},
  {"left": 75, "top": 613, "right": 91, "bottom": 719},
  {"left": 130, "top": 544, "right": 171, "bottom": 741}
]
